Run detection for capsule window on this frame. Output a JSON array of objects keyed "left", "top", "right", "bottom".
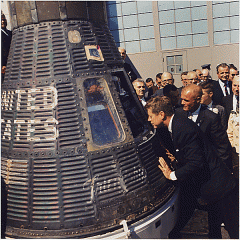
[{"left": 83, "top": 78, "right": 125, "bottom": 146}]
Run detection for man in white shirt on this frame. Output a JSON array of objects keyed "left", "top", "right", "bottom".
[
  {"left": 177, "top": 84, "right": 232, "bottom": 172},
  {"left": 199, "top": 81, "right": 228, "bottom": 130},
  {"left": 223, "top": 76, "right": 239, "bottom": 119},
  {"left": 212, "top": 63, "right": 232, "bottom": 105},
  {"left": 145, "top": 96, "right": 238, "bottom": 239}
]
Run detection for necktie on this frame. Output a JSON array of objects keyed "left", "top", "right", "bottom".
[{"left": 224, "top": 82, "right": 229, "bottom": 96}]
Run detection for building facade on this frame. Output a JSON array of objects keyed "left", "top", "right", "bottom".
[
  {"left": 2, "top": 1, "right": 239, "bottom": 87},
  {"left": 106, "top": 1, "right": 239, "bottom": 87}
]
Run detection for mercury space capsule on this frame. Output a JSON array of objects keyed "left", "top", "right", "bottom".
[{"left": 1, "top": 1, "right": 179, "bottom": 238}]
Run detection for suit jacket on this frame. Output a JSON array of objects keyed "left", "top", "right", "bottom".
[
  {"left": 212, "top": 80, "right": 232, "bottom": 106},
  {"left": 175, "top": 105, "right": 233, "bottom": 171},
  {"left": 212, "top": 104, "right": 228, "bottom": 131},
  {"left": 170, "top": 113, "right": 235, "bottom": 204},
  {"left": 222, "top": 94, "right": 233, "bottom": 120},
  {"left": 124, "top": 62, "right": 137, "bottom": 82},
  {"left": 153, "top": 88, "right": 163, "bottom": 97}
]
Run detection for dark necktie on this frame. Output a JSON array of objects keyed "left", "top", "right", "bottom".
[{"left": 224, "top": 82, "right": 229, "bottom": 96}]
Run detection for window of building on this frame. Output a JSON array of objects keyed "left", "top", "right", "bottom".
[
  {"left": 106, "top": 1, "right": 155, "bottom": 54},
  {"left": 166, "top": 55, "right": 183, "bottom": 74},
  {"left": 158, "top": 1, "right": 209, "bottom": 50},
  {"left": 212, "top": 1, "right": 239, "bottom": 44}
]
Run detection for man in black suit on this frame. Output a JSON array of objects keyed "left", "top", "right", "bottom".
[
  {"left": 145, "top": 96, "right": 238, "bottom": 239},
  {"left": 199, "top": 81, "right": 228, "bottom": 130},
  {"left": 177, "top": 84, "right": 233, "bottom": 172},
  {"left": 222, "top": 75, "right": 239, "bottom": 120},
  {"left": 212, "top": 63, "right": 232, "bottom": 105}
]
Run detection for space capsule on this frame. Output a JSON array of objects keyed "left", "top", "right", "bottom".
[{"left": 1, "top": 1, "right": 179, "bottom": 238}]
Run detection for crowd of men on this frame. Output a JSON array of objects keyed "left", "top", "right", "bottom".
[{"left": 120, "top": 48, "right": 239, "bottom": 239}]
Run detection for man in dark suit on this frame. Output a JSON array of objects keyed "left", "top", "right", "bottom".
[
  {"left": 199, "top": 81, "right": 228, "bottom": 130},
  {"left": 145, "top": 96, "right": 238, "bottom": 239},
  {"left": 212, "top": 63, "right": 232, "bottom": 105},
  {"left": 223, "top": 75, "right": 239, "bottom": 120},
  {"left": 177, "top": 84, "right": 233, "bottom": 172}
]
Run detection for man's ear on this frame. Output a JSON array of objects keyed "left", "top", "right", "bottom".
[
  {"left": 160, "top": 111, "right": 166, "bottom": 121},
  {"left": 209, "top": 91, "right": 213, "bottom": 98},
  {"left": 196, "top": 96, "right": 201, "bottom": 103}
]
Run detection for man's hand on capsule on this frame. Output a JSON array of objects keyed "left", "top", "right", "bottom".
[{"left": 158, "top": 157, "right": 172, "bottom": 180}]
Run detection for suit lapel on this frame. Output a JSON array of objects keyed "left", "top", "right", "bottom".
[{"left": 196, "top": 105, "right": 205, "bottom": 126}]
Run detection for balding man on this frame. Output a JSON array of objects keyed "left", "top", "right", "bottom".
[
  {"left": 118, "top": 47, "right": 137, "bottom": 82},
  {"left": 194, "top": 69, "right": 203, "bottom": 82},
  {"left": 223, "top": 75, "right": 239, "bottom": 119},
  {"left": 202, "top": 69, "right": 213, "bottom": 83},
  {"left": 154, "top": 72, "right": 174, "bottom": 96},
  {"left": 177, "top": 84, "right": 232, "bottom": 171},
  {"left": 186, "top": 71, "right": 199, "bottom": 85},
  {"left": 176, "top": 84, "right": 236, "bottom": 238}
]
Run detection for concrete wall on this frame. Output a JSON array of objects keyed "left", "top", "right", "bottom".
[{"left": 127, "top": 43, "right": 239, "bottom": 88}]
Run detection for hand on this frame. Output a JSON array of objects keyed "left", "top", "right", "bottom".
[
  {"left": 158, "top": 157, "right": 172, "bottom": 180},
  {"left": 166, "top": 149, "right": 176, "bottom": 162},
  {"left": 2, "top": 66, "right": 6, "bottom": 74}
]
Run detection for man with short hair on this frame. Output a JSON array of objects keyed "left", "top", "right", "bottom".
[
  {"left": 222, "top": 75, "right": 239, "bottom": 120},
  {"left": 146, "top": 77, "right": 158, "bottom": 95},
  {"left": 118, "top": 47, "right": 137, "bottom": 82},
  {"left": 145, "top": 96, "right": 238, "bottom": 239},
  {"left": 180, "top": 71, "right": 188, "bottom": 87},
  {"left": 186, "top": 71, "right": 199, "bottom": 85},
  {"left": 229, "top": 64, "right": 238, "bottom": 82},
  {"left": 155, "top": 73, "right": 163, "bottom": 89},
  {"left": 199, "top": 81, "right": 228, "bottom": 130},
  {"left": 212, "top": 63, "right": 232, "bottom": 105},
  {"left": 132, "top": 79, "right": 147, "bottom": 106},
  {"left": 154, "top": 72, "right": 174, "bottom": 96}
]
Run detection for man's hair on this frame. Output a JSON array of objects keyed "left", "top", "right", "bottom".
[
  {"left": 146, "top": 78, "right": 153, "bottom": 83},
  {"left": 199, "top": 81, "right": 214, "bottom": 94},
  {"left": 132, "top": 78, "right": 145, "bottom": 86},
  {"left": 229, "top": 64, "right": 238, "bottom": 71},
  {"left": 181, "top": 71, "right": 188, "bottom": 77},
  {"left": 156, "top": 73, "right": 162, "bottom": 79},
  {"left": 145, "top": 96, "right": 174, "bottom": 116},
  {"left": 216, "top": 63, "right": 229, "bottom": 73},
  {"left": 163, "top": 84, "right": 178, "bottom": 96}
]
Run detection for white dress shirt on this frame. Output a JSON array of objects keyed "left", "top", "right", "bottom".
[
  {"left": 218, "top": 79, "right": 230, "bottom": 96},
  {"left": 188, "top": 104, "right": 201, "bottom": 123},
  {"left": 233, "top": 95, "right": 238, "bottom": 112},
  {"left": 207, "top": 101, "right": 213, "bottom": 110},
  {"left": 140, "top": 97, "right": 147, "bottom": 106}
]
